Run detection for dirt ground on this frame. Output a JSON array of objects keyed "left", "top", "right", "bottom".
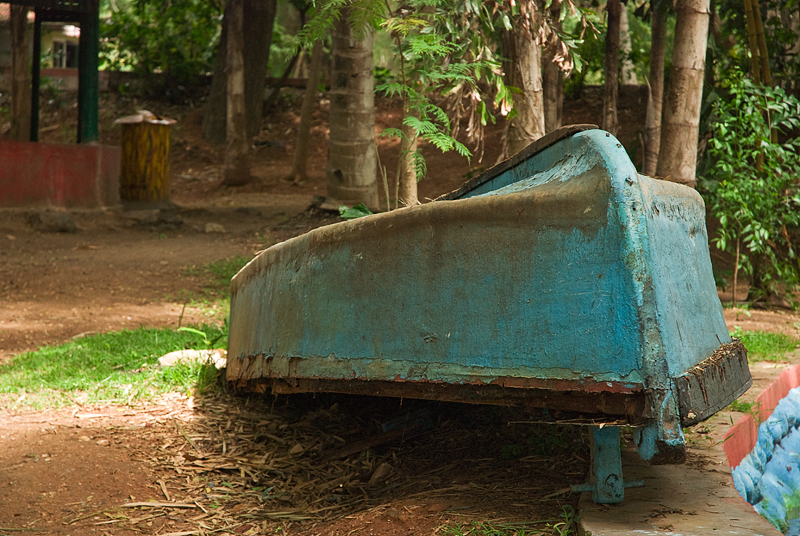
[{"left": 0, "top": 86, "right": 796, "bottom": 535}]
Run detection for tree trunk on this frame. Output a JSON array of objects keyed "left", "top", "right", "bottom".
[
  {"left": 10, "top": 5, "right": 31, "bottom": 142},
  {"left": 326, "top": 15, "right": 379, "bottom": 208},
  {"left": 502, "top": 0, "right": 546, "bottom": 158},
  {"left": 705, "top": 0, "right": 717, "bottom": 93},
  {"left": 203, "top": 0, "right": 277, "bottom": 145},
  {"left": 645, "top": 0, "right": 667, "bottom": 176},
  {"left": 603, "top": 0, "right": 621, "bottom": 135},
  {"left": 785, "top": 8, "right": 800, "bottom": 88},
  {"left": 752, "top": 0, "right": 772, "bottom": 85},
  {"left": 243, "top": 0, "right": 276, "bottom": 137},
  {"left": 397, "top": 105, "right": 419, "bottom": 206},
  {"left": 543, "top": 0, "right": 563, "bottom": 133},
  {"left": 656, "top": 0, "right": 710, "bottom": 188},
  {"left": 223, "top": 0, "right": 251, "bottom": 186},
  {"left": 286, "top": 40, "right": 324, "bottom": 184},
  {"left": 620, "top": 4, "right": 638, "bottom": 84},
  {"left": 204, "top": 6, "right": 229, "bottom": 145},
  {"left": 744, "top": 0, "right": 762, "bottom": 83}
]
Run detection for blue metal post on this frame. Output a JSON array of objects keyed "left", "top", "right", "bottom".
[
  {"left": 571, "top": 425, "right": 644, "bottom": 503},
  {"left": 588, "top": 425, "right": 624, "bottom": 503}
]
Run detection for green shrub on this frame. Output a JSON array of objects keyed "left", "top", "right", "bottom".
[
  {"left": 100, "top": 0, "right": 223, "bottom": 98},
  {"left": 699, "top": 71, "right": 800, "bottom": 301}
]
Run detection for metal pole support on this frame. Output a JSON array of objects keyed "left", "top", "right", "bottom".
[
  {"left": 571, "top": 425, "right": 644, "bottom": 503},
  {"left": 78, "top": 0, "right": 99, "bottom": 143},
  {"left": 30, "top": 10, "right": 41, "bottom": 142}
]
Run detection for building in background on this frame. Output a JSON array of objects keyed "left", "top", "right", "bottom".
[{"left": 0, "top": 5, "right": 80, "bottom": 91}]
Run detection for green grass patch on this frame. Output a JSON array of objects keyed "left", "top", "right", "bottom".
[
  {"left": 177, "top": 255, "right": 252, "bottom": 323},
  {"left": 725, "top": 398, "right": 755, "bottom": 414},
  {"left": 440, "top": 506, "right": 576, "bottom": 536},
  {"left": 185, "top": 256, "right": 251, "bottom": 298},
  {"left": 440, "top": 519, "right": 544, "bottom": 536},
  {"left": 730, "top": 327, "right": 800, "bottom": 362},
  {"left": 0, "top": 324, "right": 226, "bottom": 411}
]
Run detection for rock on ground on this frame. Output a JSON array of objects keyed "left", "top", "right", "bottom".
[
  {"left": 158, "top": 348, "right": 227, "bottom": 369},
  {"left": 28, "top": 211, "right": 78, "bottom": 233}
]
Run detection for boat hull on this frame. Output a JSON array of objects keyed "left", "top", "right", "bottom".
[{"left": 227, "top": 127, "right": 750, "bottom": 474}]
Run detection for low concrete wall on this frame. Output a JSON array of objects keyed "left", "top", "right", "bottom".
[{"left": 0, "top": 140, "right": 120, "bottom": 208}]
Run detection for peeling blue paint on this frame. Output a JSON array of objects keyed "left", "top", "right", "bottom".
[
  {"left": 229, "top": 130, "right": 729, "bottom": 392},
  {"left": 226, "top": 127, "right": 749, "bottom": 504}
]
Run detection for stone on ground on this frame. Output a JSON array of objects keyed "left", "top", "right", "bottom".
[
  {"left": 158, "top": 348, "right": 227, "bottom": 369},
  {"left": 28, "top": 211, "right": 78, "bottom": 233}
]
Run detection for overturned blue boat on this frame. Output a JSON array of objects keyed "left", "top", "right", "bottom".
[{"left": 227, "top": 125, "right": 751, "bottom": 503}]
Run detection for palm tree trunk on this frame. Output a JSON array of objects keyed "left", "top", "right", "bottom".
[
  {"left": 543, "top": 0, "right": 563, "bottom": 133},
  {"left": 204, "top": 0, "right": 277, "bottom": 145},
  {"left": 744, "top": 0, "right": 762, "bottom": 83},
  {"left": 326, "top": 14, "right": 379, "bottom": 207},
  {"left": 397, "top": 104, "right": 419, "bottom": 206},
  {"left": 620, "top": 5, "right": 638, "bottom": 84},
  {"left": 752, "top": 0, "right": 772, "bottom": 85}
]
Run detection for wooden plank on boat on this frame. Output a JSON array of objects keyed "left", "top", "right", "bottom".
[{"left": 674, "top": 341, "right": 752, "bottom": 426}]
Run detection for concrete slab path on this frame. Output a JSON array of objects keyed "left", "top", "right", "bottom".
[
  {"left": 578, "top": 436, "right": 779, "bottom": 535},
  {"left": 578, "top": 359, "right": 798, "bottom": 535}
]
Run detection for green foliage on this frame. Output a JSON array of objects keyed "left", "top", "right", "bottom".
[
  {"left": 730, "top": 326, "right": 800, "bottom": 362},
  {"left": 300, "top": 0, "right": 512, "bottom": 186},
  {"left": 699, "top": 72, "right": 800, "bottom": 300},
  {"left": 338, "top": 203, "right": 374, "bottom": 219},
  {"left": 100, "top": 0, "right": 224, "bottom": 98},
  {"left": 178, "top": 326, "right": 225, "bottom": 349},
  {"left": 714, "top": 268, "right": 733, "bottom": 291},
  {"left": 0, "top": 325, "right": 226, "bottom": 410},
  {"left": 562, "top": 7, "right": 604, "bottom": 95},
  {"left": 725, "top": 398, "right": 755, "bottom": 414},
  {"left": 267, "top": 21, "right": 302, "bottom": 79},
  {"left": 562, "top": 3, "right": 674, "bottom": 97},
  {"left": 549, "top": 506, "right": 577, "bottom": 536},
  {"left": 440, "top": 507, "right": 574, "bottom": 535},
  {"left": 714, "top": 0, "right": 800, "bottom": 88},
  {"left": 374, "top": 0, "right": 510, "bottom": 176}
]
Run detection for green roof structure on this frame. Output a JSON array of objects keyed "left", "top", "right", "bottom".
[{"left": 6, "top": 0, "right": 98, "bottom": 142}]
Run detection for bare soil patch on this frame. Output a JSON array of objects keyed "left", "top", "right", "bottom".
[{"left": 0, "top": 392, "right": 584, "bottom": 536}]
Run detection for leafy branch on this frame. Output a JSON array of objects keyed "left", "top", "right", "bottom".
[{"left": 700, "top": 71, "right": 800, "bottom": 303}]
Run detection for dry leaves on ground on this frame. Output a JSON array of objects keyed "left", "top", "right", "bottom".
[{"left": 59, "top": 387, "right": 587, "bottom": 535}]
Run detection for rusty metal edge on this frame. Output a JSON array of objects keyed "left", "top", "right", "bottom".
[
  {"left": 230, "top": 376, "right": 649, "bottom": 423},
  {"left": 435, "top": 124, "right": 599, "bottom": 201},
  {"left": 228, "top": 354, "right": 645, "bottom": 395}
]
